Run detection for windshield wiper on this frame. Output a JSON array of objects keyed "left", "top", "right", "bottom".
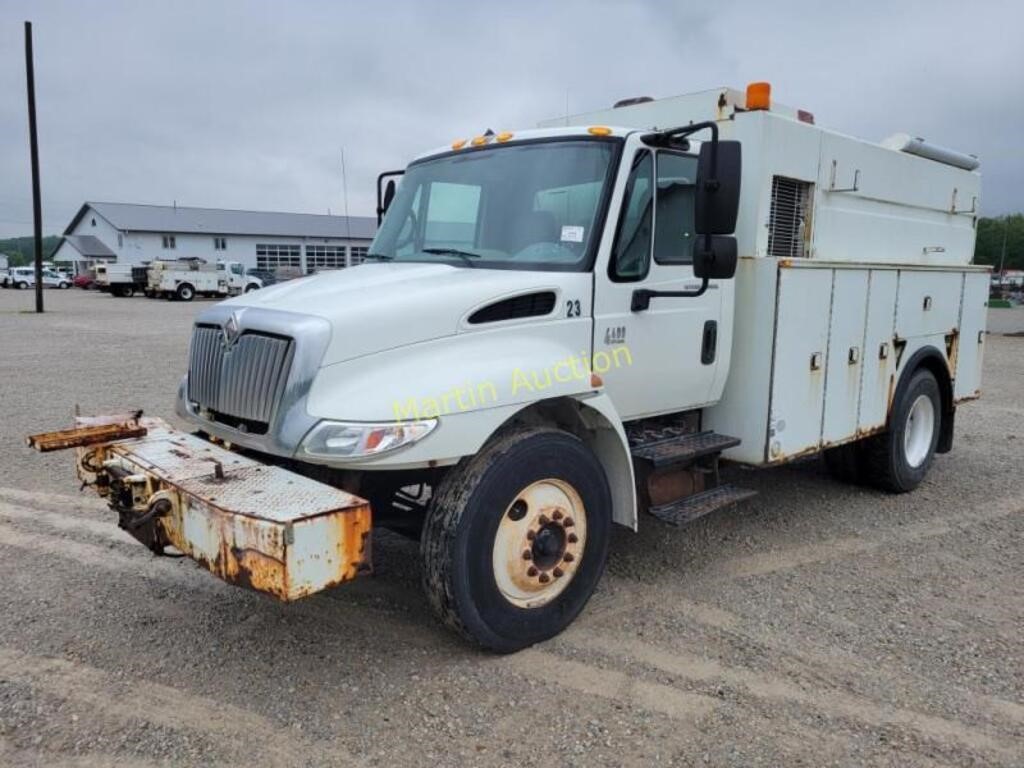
[
  {"left": 421, "top": 247, "right": 481, "bottom": 267},
  {"left": 362, "top": 253, "right": 394, "bottom": 261}
]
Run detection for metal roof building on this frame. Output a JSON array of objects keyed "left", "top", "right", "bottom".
[{"left": 53, "top": 202, "right": 377, "bottom": 276}]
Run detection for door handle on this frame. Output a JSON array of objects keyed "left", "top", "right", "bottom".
[{"left": 631, "top": 278, "right": 709, "bottom": 311}]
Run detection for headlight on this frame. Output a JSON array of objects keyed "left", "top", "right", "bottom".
[{"left": 300, "top": 419, "right": 437, "bottom": 459}]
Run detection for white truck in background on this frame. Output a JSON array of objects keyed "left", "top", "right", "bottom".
[
  {"left": 145, "top": 259, "right": 262, "bottom": 301},
  {"left": 31, "top": 84, "right": 987, "bottom": 652},
  {"left": 94, "top": 263, "right": 149, "bottom": 297}
]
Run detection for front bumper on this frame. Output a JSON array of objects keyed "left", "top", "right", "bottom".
[{"left": 32, "top": 417, "right": 372, "bottom": 600}]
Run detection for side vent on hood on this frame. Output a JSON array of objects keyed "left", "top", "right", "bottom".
[{"left": 468, "top": 291, "right": 557, "bottom": 324}]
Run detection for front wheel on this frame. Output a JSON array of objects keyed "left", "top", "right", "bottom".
[
  {"left": 17, "top": 281, "right": 29, "bottom": 290},
  {"left": 862, "top": 368, "right": 941, "bottom": 493},
  {"left": 421, "top": 428, "right": 611, "bottom": 653},
  {"left": 176, "top": 283, "right": 195, "bottom": 301}
]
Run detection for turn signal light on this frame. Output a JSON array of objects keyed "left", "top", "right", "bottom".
[{"left": 746, "top": 82, "right": 771, "bottom": 111}]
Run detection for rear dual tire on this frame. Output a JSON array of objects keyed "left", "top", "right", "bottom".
[
  {"left": 824, "top": 367, "right": 941, "bottom": 493},
  {"left": 421, "top": 428, "right": 611, "bottom": 653}
]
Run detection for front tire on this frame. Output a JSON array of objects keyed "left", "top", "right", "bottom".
[
  {"left": 176, "top": 283, "right": 195, "bottom": 301},
  {"left": 17, "top": 281, "right": 28, "bottom": 290},
  {"left": 863, "top": 368, "right": 941, "bottom": 493},
  {"left": 421, "top": 428, "right": 611, "bottom": 653}
]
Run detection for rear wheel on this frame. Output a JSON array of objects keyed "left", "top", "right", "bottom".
[
  {"left": 17, "top": 281, "right": 28, "bottom": 290},
  {"left": 863, "top": 368, "right": 941, "bottom": 493},
  {"left": 822, "top": 441, "right": 866, "bottom": 484},
  {"left": 421, "top": 428, "right": 611, "bottom": 653},
  {"left": 176, "top": 283, "right": 195, "bottom": 301}
]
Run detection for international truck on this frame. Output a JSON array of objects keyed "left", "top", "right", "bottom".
[
  {"left": 145, "top": 259, "right": 262, "bottom": 300},
  {"left": 30, "top": 84, "right": 988, "bottom": 652}
]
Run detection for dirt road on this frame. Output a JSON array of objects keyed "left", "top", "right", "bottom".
[{"left": 1, "top": 289, "right": 1021, "bottom": 766}]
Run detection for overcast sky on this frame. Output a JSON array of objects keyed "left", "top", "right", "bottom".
[{"left": 1, "top": 0, "right": 1021, "bottom": 238}]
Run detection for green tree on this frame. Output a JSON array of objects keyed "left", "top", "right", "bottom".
[
  {"left": 974, "top": 215, "right": 1024, "bottom": 271},
  {"left": 0, "top": 235, "right": 61, "bottom": 266}
]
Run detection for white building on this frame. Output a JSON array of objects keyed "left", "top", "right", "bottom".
[{"left": 53, "top": 202, "right": 376, "bottom": 276}]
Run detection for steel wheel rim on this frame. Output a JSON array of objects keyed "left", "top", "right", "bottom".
[
  {"left": 492, "top": 478, "right": 587, "bottom": 609},
  {"left": 904, "top": 394, "right": 935, "bottom": 468}
]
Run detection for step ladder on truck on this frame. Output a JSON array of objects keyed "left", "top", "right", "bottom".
[{"left": 30, "top": 83, "right": 987, "bottom": 652}]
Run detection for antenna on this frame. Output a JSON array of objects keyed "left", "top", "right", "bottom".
[{"left": 340, "top": 147, "right": 352, "bottom": 243}]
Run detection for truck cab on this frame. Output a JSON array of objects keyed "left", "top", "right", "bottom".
[{"left": 41, "top": 84, "right": 986, "bottom": 652}]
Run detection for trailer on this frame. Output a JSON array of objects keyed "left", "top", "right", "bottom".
[{"left": 31, "top": 83, "right": 987, "bottom": 652}]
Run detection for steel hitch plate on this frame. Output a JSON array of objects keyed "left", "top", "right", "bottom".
[{"left": 28, "top": 417, "right": 372, "bottom": 601}]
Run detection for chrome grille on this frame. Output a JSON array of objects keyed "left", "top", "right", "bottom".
[{"left": 187, "top": 325, "right": 294, "bottom": 426}]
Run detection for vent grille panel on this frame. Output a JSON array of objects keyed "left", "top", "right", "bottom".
[
  {"left": 767, "top": 176, "right": 812, "bottom": 259},
  {"left": 468, "top": 292, "right": 557, "bottom": 324},
  {"left": 187, "top": 325, "right": 294, "bottom": 427}
]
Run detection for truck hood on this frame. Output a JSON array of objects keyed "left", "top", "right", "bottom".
[{"left": 223, "top": 263, "right": 586, "bottom": 365}]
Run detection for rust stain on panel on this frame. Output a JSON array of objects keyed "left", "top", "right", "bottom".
[{"left": 27, "top": 423, "right": 147, "bottom": 452}]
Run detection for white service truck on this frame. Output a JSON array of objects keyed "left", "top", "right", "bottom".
[
  {"left": 31, "top": 84, "right": 987, "bottom": 652},
  {"left": 146, "top": 259, "right": 262, "bottom": 301}
]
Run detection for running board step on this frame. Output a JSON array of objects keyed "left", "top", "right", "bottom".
[
  {"left": 648, "top": 484, "right": 757, "bottom": 526},
  {"left": 630, "top": 430, "right": 741, "bottom": 468}
]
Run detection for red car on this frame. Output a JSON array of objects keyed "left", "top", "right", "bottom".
[{"left": 73, "top": 274, "right": 95, "bottom": 290}]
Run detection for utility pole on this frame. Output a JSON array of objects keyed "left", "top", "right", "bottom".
[
  {"left": 997, "top": 216, "right": 1008, "bottom": 280},
  {"left": 24, "top": 21, "right": 44, "bottom": 313}
]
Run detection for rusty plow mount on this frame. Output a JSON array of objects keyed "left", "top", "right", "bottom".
[{"left": 26, "top": 416, "right": 373, "bottom": 601}]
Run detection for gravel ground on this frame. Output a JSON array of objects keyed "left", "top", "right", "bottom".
[{"left": 0, "top": 288, "right": 1021, "bottom": 767}]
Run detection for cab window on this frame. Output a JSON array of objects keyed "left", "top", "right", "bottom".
[
  {"left": 609, "top": 151, "right": 653, "bottom": 282},
  {"left": 654, "top": 152, "right": 698, "bottom": 264}
]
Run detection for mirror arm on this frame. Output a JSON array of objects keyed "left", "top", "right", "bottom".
[{"left": 631, "top": 277, "right": 709, "bottom": 312}]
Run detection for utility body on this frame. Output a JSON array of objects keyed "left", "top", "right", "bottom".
[
  {"left": 145, "top": 259, "right": 262, "bottom": 301},
  {"left": 32, "top": 85, "right": 987, "bottom": 651}
]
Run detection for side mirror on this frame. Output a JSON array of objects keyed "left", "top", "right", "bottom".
[
  {"left": 693, "top": 236, "right": 737, "bottom": 280},
  {"left": 376, "top": 170, "right": 405, "bottom": 225},
  {"left": 695, "top": 140, "right": 741, "bottom": 235},
  {"left": 382, "top": 179, "right": 396, "bottom": 215}
]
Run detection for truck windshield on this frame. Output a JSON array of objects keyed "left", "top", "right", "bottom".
[{"left": 370, "top": 139, "right": 619, "bottom": 271}]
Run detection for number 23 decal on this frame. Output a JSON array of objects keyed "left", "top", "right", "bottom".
[{"left": 566, "top": 299, "right": 582, "bottom": 318}]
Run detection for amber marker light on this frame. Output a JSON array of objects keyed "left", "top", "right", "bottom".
[
  {"left": 496, "top": 131, "right": 514, "bottom": 143},
  {"left": 471, "top": 135, "right": 489, "bottom": 146},
  {"left": 587, "top": 126, "right": 612, "bottom": 136},
  {"left": 746, "top": 82, "right": 771, "bottom": 110},
  {"left": 451, "top": 139, "right": 467, "bottom": 150}
]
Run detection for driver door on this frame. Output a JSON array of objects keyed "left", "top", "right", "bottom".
[{"left": 592, "top": 143, "right": 723, "bottom": 420}]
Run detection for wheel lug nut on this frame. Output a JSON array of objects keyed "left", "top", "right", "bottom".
[
  {"left": 552, "top": 509, "right": 563, "bottom": 520},
  {"left": 567, "top": 533, "right": 578, "bottom": 544},
  {"left": 563, "top": 552, "right": 574, "bottom": 563},
  {"left": 563, "top": 517, "right": 574, "bottom": 528},
  {"left": 538, "top": 573, "right": 550, "bottom": 584},
  {"left": 538, "top": 514, "right": 549, "bottom": 526},
  {"left": 526, "top": 530, "right": 536, "bottom": 541},
  {"left": 553, "top": 567, "right": 564, "bottom": 578},
  {"left": 527, "top": 566, "right": 538, "bottom": 577},
  {"left": 522, "top": 550, "right": 532, "bottom": 560}
]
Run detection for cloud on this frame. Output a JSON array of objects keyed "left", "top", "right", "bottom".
[{"left": 0, "top": 0, "right": 1020, "bottom": 238}]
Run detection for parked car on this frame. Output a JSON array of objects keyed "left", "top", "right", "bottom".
[
  {"left": 5, "top": 267, "right": 72, "bottom": 289},
  {"left": 73, "top": 273, "right": 96, "bottom": 290}
]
